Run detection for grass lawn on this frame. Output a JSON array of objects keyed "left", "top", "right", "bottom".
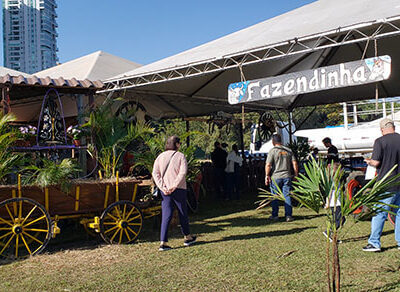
[{"left": 0, "top": 195, "right": 399, "bottom": 291}]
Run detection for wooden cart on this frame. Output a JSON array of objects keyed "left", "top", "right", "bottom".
[{"left": 0, "top": 174, "right": 160, "bottom": 260}]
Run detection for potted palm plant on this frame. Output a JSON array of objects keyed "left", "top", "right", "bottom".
[
  {"left": 0, "top": 113, "right": 24, "bottom": 184},
  {"left": 83, "top": 98, "right": 154, "bottom": 179},
  {"left": 22, "top": 158, "right": 81, "bottom": 192}
]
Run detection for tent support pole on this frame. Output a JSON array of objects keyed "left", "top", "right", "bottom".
[
  {"left": 343, "top": 103, "right": 348, "bottom": 130},
  {"left": 287, "top": 111, "right": 293, "bottom": 144},
  {"left": 186, "top": 120, "right": 190, "bottom": 147}
]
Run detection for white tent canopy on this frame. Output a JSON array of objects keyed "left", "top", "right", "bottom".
[
  {"left": 101, "top": 0, "right": 400, "bottom": 118},
  {"left": 35, "top": 50, "right": 141, "bottom": 81},
  {"left": 0, "top": 67, "right": 30, "bottom": 77}
]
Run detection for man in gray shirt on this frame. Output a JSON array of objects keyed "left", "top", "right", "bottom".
[
  {"left": 363, "top": 118, "right": 400, "bottom": 252},
  {"left": 265, "top": 134, "right": 298, "bottom": 222}
]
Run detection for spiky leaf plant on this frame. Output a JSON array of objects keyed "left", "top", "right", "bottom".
[
  {"left": 134, "top": 131, "right": 203, "bottom": 183},
  {"left": 83, "top": 98, "right": 154, "bottom": 178},
  {"left": 22, "top": 158, "right": 81, "bottom": 192},
  {"left": 0, "top": 113, "right": 24, "bottom": 184},
  {"left": 257, "top": 158, "right": 400, "bottom": 292}
]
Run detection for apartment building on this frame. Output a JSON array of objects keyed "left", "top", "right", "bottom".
[{"left": 3, "top": 0, "right": 58, "bottom": 73}]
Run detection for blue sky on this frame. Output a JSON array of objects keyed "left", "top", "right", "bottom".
[{"left": 2, "top": 0, "right": 316, "bottom": 66}]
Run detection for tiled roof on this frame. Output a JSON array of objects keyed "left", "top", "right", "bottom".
[{"left": 0, "top": 74, "right": 103, "bottom": 89}]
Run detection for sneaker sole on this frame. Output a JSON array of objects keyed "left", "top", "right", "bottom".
[
  {"left": 362, "top": 248, "right": 381, "bottom": 252},
  {"left": 184, "top": 241, "right": 197, "bottom": 247},
  {"left": 158, "top": 248, "right": 172, "bottom": 251}
]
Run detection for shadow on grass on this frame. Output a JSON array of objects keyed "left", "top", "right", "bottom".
[
  {"left": 380, "top": 245, "right": 400, "bottom": 252},
  {"left": 169, "top": 226, "right": 315, "bottom": 250},
  {"left": 342, "top": 229, "right": 394, "bottom": 243},
  {"left": 360, "top": 280, "right": 400, "bottom": 292},
  {"left": 211, "top": 226, "right": 315, "bottom": 243}
]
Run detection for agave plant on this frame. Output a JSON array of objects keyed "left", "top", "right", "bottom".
[
  {"left": 0, "top": 113, "right": 24, "bottom": 184},
  {"left": 257, "top": 158, "right": 400, "bottom": 292}
]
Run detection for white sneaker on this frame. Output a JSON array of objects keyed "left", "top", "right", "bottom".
[
  {"left": 362, "top": 244, "right": 381, "bottom": 252},
  {"left": 184, "top": 235, "right": 197, "bottom": 247}
]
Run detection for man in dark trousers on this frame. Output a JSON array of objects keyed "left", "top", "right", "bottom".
[
  {"left": 363, "top": 118, "right": 400, "bottom": 252},
  {"left": 211, "top": 142, "right": 227, "bottom": 199},
  {"left": 322, "top": 137, "right": 340, "bottom": 164},
  {"left": 265, "top": 134, "right": 298, "bottom": 222}
]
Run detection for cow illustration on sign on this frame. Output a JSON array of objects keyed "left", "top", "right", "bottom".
[
  {"left": 366, "top": 56, "right": 391, "bottom": 81},
  {"left": 228, "top": 81, "right": 249, "bottom": 104}
]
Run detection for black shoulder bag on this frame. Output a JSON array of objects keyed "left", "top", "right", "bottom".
[{"left": 152, "top": 151, "right": 177, "bottom": 199}]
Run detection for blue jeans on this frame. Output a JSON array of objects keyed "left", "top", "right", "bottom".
[
  {"left": 368, "top": 191, "right": 400, "bottom": 248},
  {"left": 160, "top": 189, "right": 190, "bottom": 242},
  {"left": 270, "top": 177, "right": 292, "bottom": 217}
]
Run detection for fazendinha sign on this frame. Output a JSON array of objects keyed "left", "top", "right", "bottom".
[{"left": 228, "top": 55, "right": 391, "bottom": 105}]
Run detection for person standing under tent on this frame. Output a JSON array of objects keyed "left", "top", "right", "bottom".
[
  {"left": 225, "top": 144, "right": 243, "bottom": 200},
  {"left": 211, "top": 141, "right": 227, "bottom": 200},
  {"left": 363, "top": 118, "right": 400, "bottom": 252},
  {"left": 323, "top": 162, "right": 346, "bottom": 242},
  {"left": 265, "top": 134, "right": 298, "bottom": 222},
  {"left": 152, "top": 136, "right": 197, "bottom": 251},
  {"left": 322, "top": 137, "right": 345, "bottom": 241},
  {"left": 322, "top": 137, "right": 340, "bottom": 164}
]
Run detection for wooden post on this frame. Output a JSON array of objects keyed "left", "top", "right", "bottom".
[
  {"left": 240, "top": 105, "right": 246, "bottom": 162},
  {"left": 76, "top": 94, "right": 87, "bottom": 175},
  {"left": 1, "top": 87, "right": 10, "bottom": 115},
  {"left": 88, "top": 91, "right": 94, "bottom": 111},
  {"left": 239, "top": 123, "right": 245, "bottom": 162}
]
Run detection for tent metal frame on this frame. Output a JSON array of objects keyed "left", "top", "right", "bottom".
[{"left": 101, "top": 16, "right": 400, "bottom": 93}]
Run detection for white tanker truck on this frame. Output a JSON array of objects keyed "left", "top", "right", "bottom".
[
  {"left": 296, "top": 115, "right": 400, "bottom": 155},
  {"left": 251, "top": 101, "right": 400, "bottom": 157}
]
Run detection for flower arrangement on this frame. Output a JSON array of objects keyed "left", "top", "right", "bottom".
[
  {"left": 19, "top": 125, "right": 37, "bottom": 136},
  {"left": 16, "top": 125, "right": 37, "bottom": 146},
  {"left": 67, "top": 125, "right": 82, "bottom": 140}
]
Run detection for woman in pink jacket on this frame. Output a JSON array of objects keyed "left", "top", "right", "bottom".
[{"left": 152, "top": 136, "right": 197, "bottom": 251}]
